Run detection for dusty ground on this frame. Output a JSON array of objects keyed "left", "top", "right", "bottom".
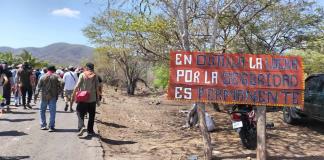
[{"left": 96, "top": 87, "right": 324, "bottom": 160}]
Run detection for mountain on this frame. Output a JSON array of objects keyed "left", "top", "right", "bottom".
[{"left": 0, "top": 42, "right": 94, "bottom": 65}]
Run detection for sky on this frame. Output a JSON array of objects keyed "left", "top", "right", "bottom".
[
  {"left": 0, "top": 0, "right": 106, "bottom": 48},
  {"left": 0, "top": 0, "right": 323, "bottom": 48}
]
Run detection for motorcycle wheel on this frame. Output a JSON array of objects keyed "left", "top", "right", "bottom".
[
  {"left": 283, "top": 107, "right": 297, "bottom": 124},
  {"left": 239, "top": 126, "right": 257, "bottom": 150}
]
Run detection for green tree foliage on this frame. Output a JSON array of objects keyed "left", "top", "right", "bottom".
[
  {"left": 288, "top": 49, "right": 324, "bottom": 75},
  {"left": 84, "top": 0, "right": 324, "bottom": 92},
  {"left": 153, "top": 65, "right": 169, "bottom": 89},
  {"left": 84, "top": 10, "right": 155, "bottom": 95},
  {"left": 287, "top": 31, "right": 324, "bottom": 75},
  {"left": 230, "top": 1, "right": 323, "bottom": 54},
  {"left": 0, "top": 52, "right": 17, "bottom": 64},
  {"left": 0, "top": 50, "right": 48, "bottom": 68}
]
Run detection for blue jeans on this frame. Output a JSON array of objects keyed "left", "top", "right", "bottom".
[
  {"left": 14, "top": 90, "right": 21, "bottom": 105},
  {"left": 39, "top": 98, "right": 57, "bottom": 128}
]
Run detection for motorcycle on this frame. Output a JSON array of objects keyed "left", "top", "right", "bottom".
[{"left": 229, "top": 104, "right": 257, "bottom": 150}]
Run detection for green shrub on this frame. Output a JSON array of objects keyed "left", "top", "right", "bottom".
[{"left": 153, "top": 65, "right": 169, "bottom": 89}]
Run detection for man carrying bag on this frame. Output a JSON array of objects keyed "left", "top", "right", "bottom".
[{"left": 71, "top": 63, "right": 100, "bottom": 137}]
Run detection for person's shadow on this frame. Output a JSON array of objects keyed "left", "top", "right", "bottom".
[
  {"left": 0, "top": 130, "right": 28, "bottom": 136},
  {"left": 0, "top": 118, "right": 35, "bottom": 122},
  {"left": 100, "top": 137, "right": 137, "bottom": 145},
  {"left": 54, "top": 129, "right": 78, "bottom": 133},
  {"left": 0, "top": 156, "right": 30, "bottom": 160}
]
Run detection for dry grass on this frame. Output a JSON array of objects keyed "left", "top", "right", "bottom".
[{"left": 96, "top": 87, "right": 324, "bottom": 160}]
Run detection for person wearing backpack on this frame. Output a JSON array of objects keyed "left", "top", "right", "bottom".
[
  {"left": 71, "top": 63, "right": 100, "bottom": 137},
  {"left": 34, "top": 65, "right": 62, "bottom": 132},
  {"left": 63, "top": 66, "right": 77, "bottom": 112}
]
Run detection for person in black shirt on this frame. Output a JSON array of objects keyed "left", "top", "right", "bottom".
[
  {"left": 16, "top": 62, "right": 33, "bottom": 109},
  {"left": 2, "top": 62, "right": 13, "bottom": 112}
]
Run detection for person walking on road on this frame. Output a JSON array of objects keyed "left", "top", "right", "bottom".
[
  {"left": 2, "top": 62, "right": 13, "bottom": 112},
  {"left": 12, "top": 65, "right": 22, "bottom": 107},
  {"left": 0, "top": 65, "right": 9, "bottom": 114},
  {"left": 16, "top": 62, "right": 33, "bottom": 109},
  {"left": 63, "top": 66, "right": 77, "bottom": 112},
  {"left": 34, "top": 65, "right": 62, "bottom": 132},
  {"left": 72, "top": 63, "right": 100, "bottom": 137}
]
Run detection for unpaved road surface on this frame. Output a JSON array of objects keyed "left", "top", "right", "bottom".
[
  {"left": 98, "top": 87, "right": 324, "bottom": 160},
  {"left": 0, "top": 98, "right": 103, "bottom": 160}
]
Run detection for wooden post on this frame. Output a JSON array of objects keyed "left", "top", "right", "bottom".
[
  {"left": 256, "top": 106, "right": 267, "bottom": 160},
  {"left": 197, "top": 102, "right": 212, "bottom": 160}
]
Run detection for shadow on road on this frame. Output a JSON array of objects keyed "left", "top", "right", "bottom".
[
  {"left": 56, "top": 111, "right": 74, "bottom": 114},
  {"left": 0, "top": 156, "right": 30, "bottom": 160},
  {"left": 96, "top": 120, "right": 127, "bottom": 128},
  {"left": 206, "top": 111, "right": 324, "bottom": 159},
  {"left": 214, "top": 155, "right": 324, "bottom": 160},
  {"left": 100, "top": 137, "right": 137, "bottom": 145},
  {"left": 0, "top": 118, "right": 35, "bottom": 122},
  {"left": 54, "top": 129, "right": 78, "bottom": 133},
  {"left": 0, "top": 130, "right": 28, "bottom": 136},
  {"left": 9, "top": 111, "right": 36, "bottom": 115},
  {"left": 268, "top": 155, "right": 324, "bottom": 160},
  {"left": 297, "top": 119, "right": 324, "bottom": 135}
]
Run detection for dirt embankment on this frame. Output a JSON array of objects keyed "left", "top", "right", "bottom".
[{"left": 96, "top": 87, "right": 324, "bottom": 160}]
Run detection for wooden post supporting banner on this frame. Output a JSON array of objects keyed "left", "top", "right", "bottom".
[
  {"left": 257, "top": 106, "right": 267, "bottom": 160},
  {"left": 197, "top": 102, "right": 212, "bottom": 160}
]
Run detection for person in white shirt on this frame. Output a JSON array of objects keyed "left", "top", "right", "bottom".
[{"left": 63, "top": 66, "right": 78, "bottom": 112}]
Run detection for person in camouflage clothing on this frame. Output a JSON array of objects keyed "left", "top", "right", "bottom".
[{"left": 34, "top": 65, "right": 63, "bottom": 132}]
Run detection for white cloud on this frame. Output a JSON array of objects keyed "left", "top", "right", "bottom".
[{"left": 51, "top": 8, "right": 80, "bottom": 18}]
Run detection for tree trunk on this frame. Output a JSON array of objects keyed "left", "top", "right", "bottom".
[
  {"left": 257, "top": 106, "right": 267, "bottom": 160},
  {"left": 197, "top": 103, "right": 212, "bottom": 160},
  {"left": 181, "top": 0, "right": 190, "bottom": 51},
  {"left": 126, "top": 81, "right": 136, "bottom": 95}
]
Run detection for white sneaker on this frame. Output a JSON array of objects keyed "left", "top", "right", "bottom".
[{"left": 77, "top": 127, "right": 86, "bottom": 136}]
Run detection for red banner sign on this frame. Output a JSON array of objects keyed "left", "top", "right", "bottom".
[{"left": 168, "top": 51, "right": 304, "bottom": 107}]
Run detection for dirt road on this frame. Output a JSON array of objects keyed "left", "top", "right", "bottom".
[
  {"left": 0, "top": 99, "right": 103, "bottom": 160},
  {"left": 97, "top": 87, "right": 324, "bottom": 160}
]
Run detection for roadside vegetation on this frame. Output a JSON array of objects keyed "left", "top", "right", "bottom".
[
  {"left": 0, "top": 50, "right": 48, "bottom": 68},
  {"left": 83, "top": 0, "right": 324, "bottom": 93}
]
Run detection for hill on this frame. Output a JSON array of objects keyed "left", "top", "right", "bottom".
[{"left": 0, "top": 42, "right": 94, "bottom": 65}]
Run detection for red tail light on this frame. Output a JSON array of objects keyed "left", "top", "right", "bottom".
[{"left": 231, "top": 113, "right": 241, "bottom": 121}]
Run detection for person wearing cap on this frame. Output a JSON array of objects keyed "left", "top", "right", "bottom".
[
  {"left": 34, "top": 65, "right": 63, "bottom": 132},
  {"left": 72, "top": 62, "right": 100, "bottom": 137},
  {"left": 63, "top": 66, "right": 78, "bottom": 112},
  {"left": 16, "top": 62, "right": 33, "bottom": 109}
]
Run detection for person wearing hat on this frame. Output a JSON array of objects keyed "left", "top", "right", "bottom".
[
  {"left": 71, "top": 62, "right": 100, "bottom": 137},
  {"left": 16, "top": 62, "right": 33, "bottom": 109},
  {"left": 62, "top": 65, "right": 78, "bottom": 112},
  {"left": 34, "top": 65, "right": 63, "bottom": 132}
]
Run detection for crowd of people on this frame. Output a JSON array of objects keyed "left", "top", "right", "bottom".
[{"left": 0, "top": 62, "right": 103, "bottom": 137}]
